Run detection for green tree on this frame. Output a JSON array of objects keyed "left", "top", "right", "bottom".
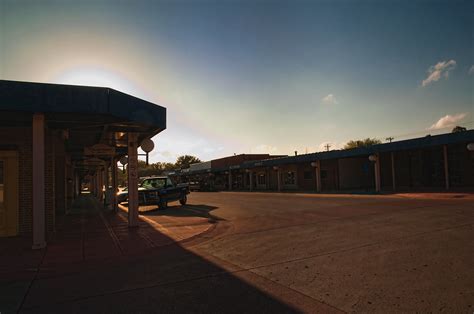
[
  {"left": 344, "top": 138, "right": 382, "bottom": 149},
  {"left": 452, "top": 125, "right": 467, "bottom": 133},
  {"left": 175, "top": 155, "right": 201, "bottom": 169},
  {"left": 137, "top": 160, "right": 176, "bottom": 177}
]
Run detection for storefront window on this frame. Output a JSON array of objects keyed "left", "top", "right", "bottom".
[{"left": 283, "top": 171, "right": 296, "bottom": 185}]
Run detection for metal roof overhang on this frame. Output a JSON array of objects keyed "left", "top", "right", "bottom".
[
  {"left": 240, "top": 130, "right": 474, "bottom": 169},
  {"left": 0, "top": 80, "right": 166, "bottom": 173},
  {"left": 182, "top": 131, "right": 474, "bottom": 176}
]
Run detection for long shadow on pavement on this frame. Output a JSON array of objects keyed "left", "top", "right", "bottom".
[
  {"left": 141, "top": 204, "right": 223, "bottom": 223},
  {"left": 13, "top": 195, "right": 311, "bottom": 313}
]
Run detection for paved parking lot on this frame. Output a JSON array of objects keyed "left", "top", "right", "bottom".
[
  {"left": 185, "top": 191, "right": 474, "bottom": 313},
  {"left": 3, "top": 192, "right": 473, "bottom": 313}
]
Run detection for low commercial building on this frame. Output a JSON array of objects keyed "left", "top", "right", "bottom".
[
  {"left": 180, "top": 132, "right": 474, "bottom": 193},
  {"left": 0, "top": 80, "right": 166, "bottom": 248},
  {"left": 175, "top": 154, "right": 286, "bottom": 191}
]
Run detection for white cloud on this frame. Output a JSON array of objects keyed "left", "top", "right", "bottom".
[
  {"left": 421, "top": 60, "right": 456, "bottom": 87},
  {"left": 469, "top": 65, "right": 474, "bottom": 75},
  {"left": 428, "top": 113, "right": 467, "bottom": 130},
  {"left": 253, "top": 144, "right": 278, "bottom": 154},
  {"left": 321, "top": 94, "right": 338, "bottom": 105}
]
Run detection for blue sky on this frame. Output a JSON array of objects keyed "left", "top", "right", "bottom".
[{"left": 1, "top": 0, "right": 473, "bottom": 162}]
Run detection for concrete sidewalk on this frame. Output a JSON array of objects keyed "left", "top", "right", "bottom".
[{"left": 1, "top": 195, "right": 316, "bottom": 313}]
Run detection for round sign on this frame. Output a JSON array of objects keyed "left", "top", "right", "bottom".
[
  {"left": 140, "top": 138, "right": 155, "bottom": 153},
  {"left": 467, "top": 143, "right": 474, "bottom": 151},
  {"left": 119, "top": 156, "right": 128, "bottom": 165}
]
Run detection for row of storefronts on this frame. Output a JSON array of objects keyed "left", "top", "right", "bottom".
[
  {"left": 172, "top": 132, "right": 474, "bottom": 193},
  {"left": 1, "top": 79, "right": 473, "bottom": 249},
  {"left": 0, "top": 80, "right": 166, "bottom": 247}
]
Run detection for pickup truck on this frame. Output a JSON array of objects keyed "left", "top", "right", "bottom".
[{"left": 117, "top": 176, "right": 190, "bottom": 209}]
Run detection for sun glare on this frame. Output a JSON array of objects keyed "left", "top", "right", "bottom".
[{"left": 52, "top": 66, "right": 144, "bottom": 99}]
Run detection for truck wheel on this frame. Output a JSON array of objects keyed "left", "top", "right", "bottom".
[
  {"left": 158, "top": 199, "right": 168, "bottom": 210},
  {"left": 179, "top": 195, "right": 187, "bottom": 206}
]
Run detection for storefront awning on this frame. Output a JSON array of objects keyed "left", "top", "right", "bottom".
[{"left": 0, "top": 80, "right": 166, "bottom": 169}]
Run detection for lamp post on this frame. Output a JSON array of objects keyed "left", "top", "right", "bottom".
[
  {"left": 140, "top": 138, "right": 155, "bottom": 165},
  {"left": 119, "top": 156, "right": 128, "bottom": 174},
  {"left": 368, "top": 154, "right": 381, "bottom": 192},
  {"left": 311, "top": 161, "right": 321, "bottom": 192},
  {"left": 118, "top": 138, "right": 155, "bottom": 174}
]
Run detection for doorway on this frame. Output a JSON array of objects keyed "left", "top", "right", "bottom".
[{"left": 0, "top": 151, "right": 19, "bottom": 237}]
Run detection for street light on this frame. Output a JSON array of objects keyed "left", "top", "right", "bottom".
[
  {"left": 140, "top": 138, "right": 155, "bottom": 165},
  {"left": 119, "top": 156, "right": 128, "bottom": 174}
]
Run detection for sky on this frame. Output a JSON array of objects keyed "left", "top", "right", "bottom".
[{"left": 1, "top": 0, "right": 473, "bottom": 163}]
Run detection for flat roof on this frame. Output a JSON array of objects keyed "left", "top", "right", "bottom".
[
  {"left": 0, "top": 80, "right": 166, "bottom": 133},
  {"left": 0, "top": 80, "right": 167, "bottom": 173},
  {"left": 241, "top": 130, "right": 474, "bottom": 169},
  {"left": 180, "top": 130, "right": 474, "bottom": 175}
]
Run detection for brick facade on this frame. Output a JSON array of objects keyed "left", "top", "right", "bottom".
[{"left": 0, "top": 126, "right": 57, "bottom": 236}]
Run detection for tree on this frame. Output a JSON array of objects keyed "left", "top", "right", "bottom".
[
  {"left": 175, "top": 155, "right": 201, "bottom": 169},
  {"left": 137, "top": 160, "right": 176, "bottom": 177},
  {"left": 452, "top": 125, "right": 467, "bottom": 133},
  {"left": 344, "top": 138, "right": 382, "bottom": 149}
]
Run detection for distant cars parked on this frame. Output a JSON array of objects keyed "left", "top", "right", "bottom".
[
  {"left": 188, "top": 181, "right": 201, "bottom": 192},
  {"left": 117, "top": 176, "right": 189, "bottom": 209}
]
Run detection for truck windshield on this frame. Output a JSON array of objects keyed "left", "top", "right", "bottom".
[{"left": 141, "top": 178, "right": 166, "bottom": 189}]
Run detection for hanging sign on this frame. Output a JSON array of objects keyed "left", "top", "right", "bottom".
[{"left": 84, "top": 144, "right": 116, "bottom": 156}]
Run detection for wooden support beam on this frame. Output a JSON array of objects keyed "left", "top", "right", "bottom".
[
  {"left": 111, "top": 157, "right": 118, "bottom": 212},
  {"left": 249, "top": 171, "right": 253, "bottom": 192},
  {"left": 315, "top": 161, "right": 322, "bottom": 193},
  {"left": 374, "top": 154, "right": 381, "bottom": 193},
  {"left": 127, "top": 133, "right": 139, "bottom": 227},
  {"left": 32, "top": 113, "right": 46, "bottom": 249},
  {"left": 443, "top": 145, "right": 449, "bottom": 190},
  {"left": 391, "top": 152, "right": 396, "bottom": 191},
  {"left": 277, "top": 169, "right": 281, "bottom": 192}
]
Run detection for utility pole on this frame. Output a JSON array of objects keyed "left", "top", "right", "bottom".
[
  {"left": 324, "top": 144, "right": 331, "bottom": 151},
  {"left": 386, "top": 137, "right": 394, "bottom": 143}
]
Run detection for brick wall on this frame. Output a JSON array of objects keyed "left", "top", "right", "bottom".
[
  {"left": 297, "top": 163, "right": 316, "bottom": 191},
  {"left": 211, "top": 154, "right": 272, "bottom": 169},
  {"left": 0, "top": 127, "right": 33, "bottom": 235},
  {"left": 320, "top": 159, "right": 339, "bottom": 191},
  {"left": 0, "top": 126, "right": 56, "bottom": 236}
]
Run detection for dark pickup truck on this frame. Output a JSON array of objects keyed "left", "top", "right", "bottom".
[{"left": 117, "top": 176, "right": 189, "bottom": 209}]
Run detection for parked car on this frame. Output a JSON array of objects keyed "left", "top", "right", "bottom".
[
  {"left": 188, "top": 181, "right": 201, "bottom": 192},
  {"left": 117, "top": 176, "right": 189, "bottom": 209}
]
